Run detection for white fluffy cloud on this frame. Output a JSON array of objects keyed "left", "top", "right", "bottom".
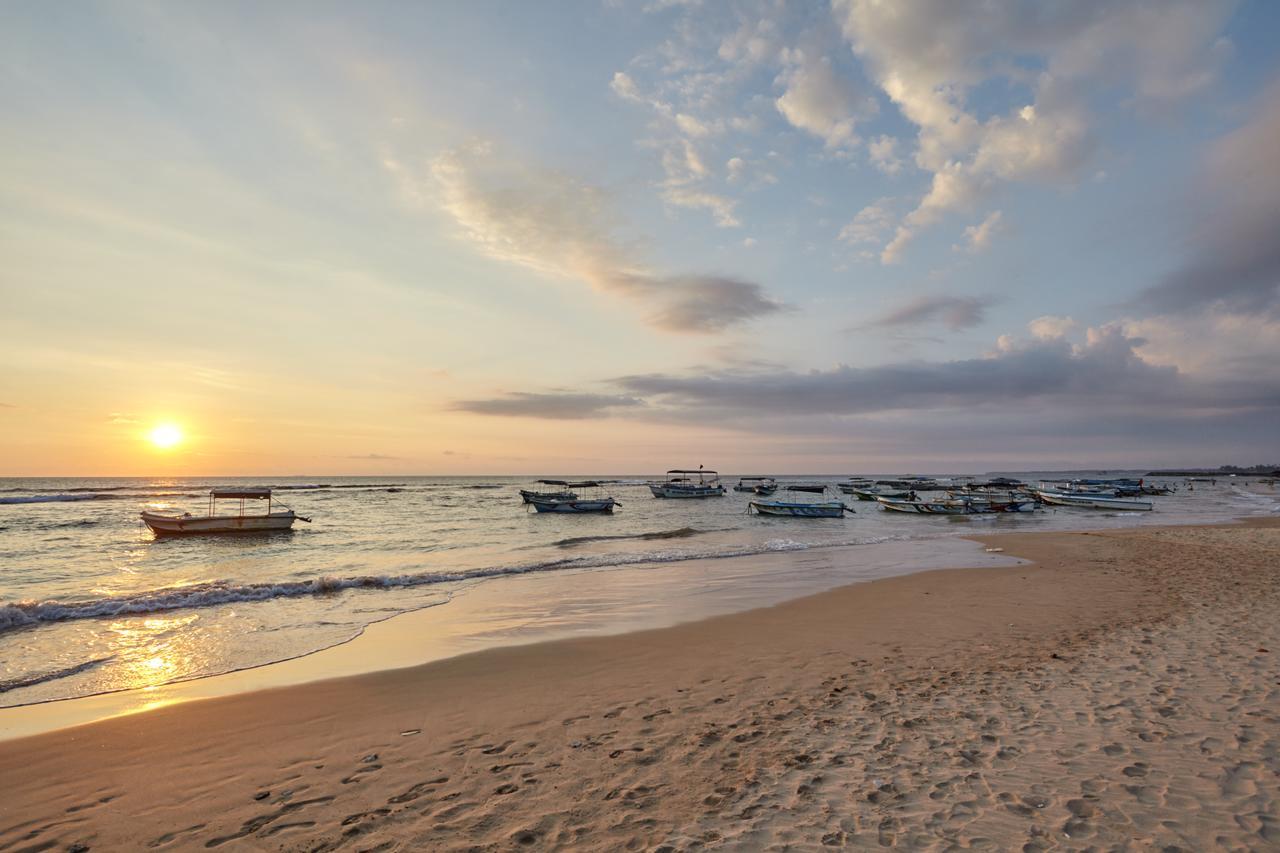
[
  {"left": 955, "top": 210, "right": 1004, "bottom": 254},
  {"left": 774, "top": 49, "right": 874, "bottom": 149},
  {"left": 1028, "top": 315, "right": 1077, "bottom": 340},
  {"left": 833, "top": 0, "right": 1235, "bottom": 263}
]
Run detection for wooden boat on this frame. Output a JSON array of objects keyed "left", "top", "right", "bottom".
[
  {"left": 1036, "top": 491, "right": 1153, "bottom": 511},
  {"left": 519, "top": 480, "right": 578, "bottom": 503},
  {"left": 733, "top": 477, "right": 777, "bottom": 493},
  {"left": 851, "top": 487, "right": 911, "bottom": 501},
  {"left": 528, "top": 482, "right": 618, "bottom": 513},
  {"left": 753, "top": 483, "right": 778, "bottom": 496},
  {"left": 876, "top": 496, "right": 924, "bottom": 513},
  {"left": 140, "top": 488, "right": 310, "bottom": 535},
  {"left": 648, "top": 469, "right": 726, "bottom": 498},
  {"left": 787, "top": 483, "right": 830, "bottom": 493},
  {"left": 749, "top": 487, "right": 852, "bottom": 518},
  {"left": 837, "top": 479, "right": 875, "bottom": 494}
]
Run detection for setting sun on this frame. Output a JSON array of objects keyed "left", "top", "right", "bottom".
[{"left": 148, "top": 423, "right": 183, "bottom": 449}]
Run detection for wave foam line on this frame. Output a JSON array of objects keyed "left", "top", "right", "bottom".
[{"left": 0, "top": 657, "right": 116, "bottom": 694}]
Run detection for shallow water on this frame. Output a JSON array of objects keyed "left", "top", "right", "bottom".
[{"left": 0, "top": 473, "right": 1273, "bottom": 706}]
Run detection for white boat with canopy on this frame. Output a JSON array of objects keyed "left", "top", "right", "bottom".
[
  {"left": 648, "top": 469, "right": 727, "bottom": 498},
  {"left": 526, "top": 481, "right": 619, "bottom": 513},
  {"left": 140, "top": 488, "right": 311, "bottom": 535}
]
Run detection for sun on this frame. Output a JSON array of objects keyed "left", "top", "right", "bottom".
[{"left": 148, "top": 423, "right": 183, "bottom": 449}]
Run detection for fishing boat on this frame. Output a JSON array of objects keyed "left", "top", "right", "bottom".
[
  {"left": 850, "top": 486, "right": 912, "bottom": 501},
  {"left": 876, "top": 496, "right": 924, "bottom": 513},
  {"left": 837, "top": 478, "right": 875, "bottom": 494},
  {"left": 1036, "top": 491, "right": 1153, "bottom": 511},
  {"left": 648, "top": 469, "right": 727, "bottom": 498},
  {"left": 752, "top": 483, "right": 778, "bottom": 496},
  {"left": 787, "top": 483, "right": 830, "bottom": 493},
  {"left": 733, "top": 476, "right": 777, "bottom": 493},
  {"left": 519, "top": 480, "right": 578, "bottom": 503},
  {"left": 749, "top": 486, "right": 852, "bottom": 518},
  {"left": 140, "top": 488, "right": 310, "bottom": 535},
  {"left": 527, "top": 482, "right": 619, "bottom": 513}
]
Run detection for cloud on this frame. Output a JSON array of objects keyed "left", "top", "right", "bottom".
[
  {"left": 107, "top": 412, "right": 140, "bottom": 424},
  {"left": 454, "top": 392, "right": 644, "bottom": 419},
  {"left": 834, "top": 0, "right": 1234, "bottom": 262},
  {"left": 774, "top": 50, "right": 874, "bottom": 149},
  {"left": 838, "top": 199, "right": 895, "bottom": 245},
  {"left": 661, "top": 186, "right": 740, "bottom": 227},
  {"left": 954, "top": 210, "right": 1003, "bottom": 254},
  {"left": 867, "top": 135, "right": 904, "bottom": 175},
  {"left": 615, "top": 324, "right": 1275, "bottom": 417},
  {"left": 1028, "top": 315, "right": 1077, "bottom": 340},
  {"left": 865, "top": 294, "right": 997, "bottom": 331},
  {"left": 430, "top": 142, "right": 782, "bottom": 332},
  {"left": 1133, "top": 81, "right": 1280, "bottom": 317},
  {"left": 346, "top": 453, "right": 402, "bottom": 460}
]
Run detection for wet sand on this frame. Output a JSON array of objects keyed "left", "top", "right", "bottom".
[{"left": 1, "top": 519, "right": 1277, "bottom": 850}]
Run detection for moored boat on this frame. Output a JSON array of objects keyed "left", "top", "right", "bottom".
[
  {"left": 1036, "top": 491, "right": 1153, "bottom": 511},
  {"left": 876, "top": 496, "right": 925, "bottom": 513},
  {"left": 519, "top": 480, "right": 578, "bottom": 503},
  {"left": 527, "top": 482, "right": 618, "bottom": 513},
  {"left": 749, "top": 487, "right": 852, "bottom": 518},
  {"left": 140, "top": 488, "right": 310, "bottom": 535},
  {"left": 648, "top": 469, "right": 727, "bottom": 498},
  {"left": 733, "top": 476, "right": 777, "bottom": 493}
]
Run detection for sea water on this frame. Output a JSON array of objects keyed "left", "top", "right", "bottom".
[{"left": 1, "top": 474, "right": 1274, "bottom": 708}]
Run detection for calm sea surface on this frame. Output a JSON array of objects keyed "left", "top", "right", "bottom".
[{"left": 1, "top": 473, "right": 1274, "bottom": 707}]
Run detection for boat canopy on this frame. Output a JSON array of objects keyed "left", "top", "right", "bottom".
[
  {"left": 667, "top": 469, "right": 718, "bottom": 475},
  {"left": 536, "top": 479, "right": 599, "bottom": 487},
  {"left": 210, "top": 488, "right": 272, "bottom": 499},
  {"left": 737, "top": 476, "right": 773, "bottom": 481}
]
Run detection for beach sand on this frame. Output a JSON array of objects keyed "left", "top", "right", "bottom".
[{"left": 1, "top": 519, "right": 1277, "bottom": 851}]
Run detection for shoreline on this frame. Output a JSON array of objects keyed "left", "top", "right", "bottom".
[
  {"left": 0, "top": 534, "right": 1026, "bottom": 738},
  {"left": 2, "top": 517, "right": 1277, "bottom": 850}
]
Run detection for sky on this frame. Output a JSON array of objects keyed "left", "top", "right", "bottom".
[{"left": 1, "top": 0, "right": 1278, "bottom": 476}]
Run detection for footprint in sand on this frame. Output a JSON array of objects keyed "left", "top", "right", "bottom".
[
  {"left": 387, "top": 777, "right": 449, "bottom": 804},
  {"left": 340, "top": 764, "right": 382, "bottom": 784}
]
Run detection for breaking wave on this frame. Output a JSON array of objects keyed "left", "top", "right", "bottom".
[
  {"left": 552, "top": 526, "right": 705, "bottom": 548},
  {"left": 0, "top": 657, "right": 115, "bottom": 694}
]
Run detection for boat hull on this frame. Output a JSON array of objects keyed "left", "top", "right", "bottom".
[
  {"left": 529, "top": 498, "right": 616, "bottom": 513},
  {"left": 749, "top": 500, "right": 847, "bottom": 518},
  {"left": 1038, "top": 493, "right": 1153, "bottom": 511},
  {"left": 876, "top": 498, "right": 924, "bottom": 513},
  {"left": 648, "top": 484, "right": 726, "bottom": 498},
  {"left": 141, "top": 511, "right": 298, "bottom": 535}
]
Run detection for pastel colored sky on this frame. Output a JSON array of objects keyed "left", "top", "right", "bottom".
[{"left": 2, "top": 1, "right": 1278, "bottom": 475}]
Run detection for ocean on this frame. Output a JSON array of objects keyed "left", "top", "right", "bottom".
[{"left": 1, "top": 474, "right": 1275, "bottom": 709}]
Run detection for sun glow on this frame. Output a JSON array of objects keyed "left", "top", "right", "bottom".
[{"left": 148, "top": 423, "right": 183, "bottom": 449}]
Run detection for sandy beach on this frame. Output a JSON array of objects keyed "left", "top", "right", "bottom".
[{"left": 2, "top": 518, "right": 1277, "bottom": 851}]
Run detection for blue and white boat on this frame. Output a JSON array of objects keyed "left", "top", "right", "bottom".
[{"left": 749, "top": 486, "right": 853, "bottom": 518}]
